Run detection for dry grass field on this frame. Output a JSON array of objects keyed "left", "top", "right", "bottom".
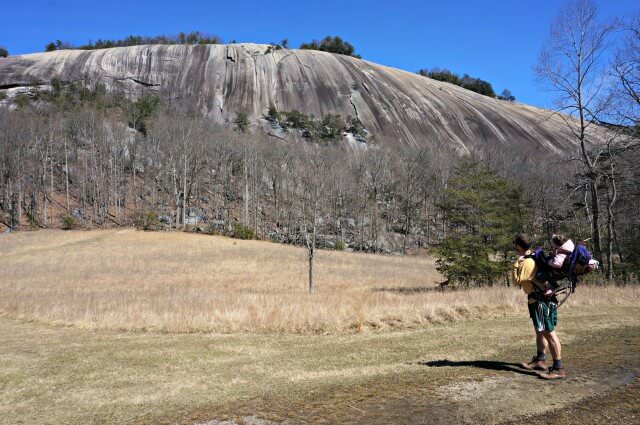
[
  {"left": 1, "top": 229, "right": 638, "bottom": 334},
  {"left": 1, "top": 229, "right": 640, "bottom": 424}
]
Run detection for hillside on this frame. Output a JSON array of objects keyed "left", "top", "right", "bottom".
[{"left": 1, "top": 43, "right": 582, "bottom": 154}]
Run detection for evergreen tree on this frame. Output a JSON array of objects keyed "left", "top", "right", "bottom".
[
  {"left": 300, "top": 36, "right": 360, "bottom": 58},
  {"left": 498, "top": 89, "right": 516, "bottom": 102},
  {"left": 233, "top": 112, "right": 249, "bottom": 133},
  {"left": 0, "top": 47, "right": 8, "bottom": 58},
  {"left": 434, "top": 159, "right": 528, "bottom": 286}
]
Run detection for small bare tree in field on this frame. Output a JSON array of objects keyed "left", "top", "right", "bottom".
[
  {"left": 299, "top": 145, "right": 334, "bottom": 294},
  {"left": 535, "top": 0, "right": 617, "bottom": 264}
]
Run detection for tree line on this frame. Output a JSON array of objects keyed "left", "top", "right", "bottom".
[
  {"left": 417, "top": 68, "right": 508, "bottom": 99},
  {"left": 1, "top": 76, "right": 638, "bottom": 287},
  {"left": 44, "top": 32, "right": 224, "bottom": 52},
  {"left": 40, "top": 33, "right": 362, "bottom": 59},
  {"left": 1, "top": 1, "right": 638, "bottom": 287}
]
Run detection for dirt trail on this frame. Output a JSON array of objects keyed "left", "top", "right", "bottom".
[{"left": 162, "top": 311, "right": 640, "bottom": 424}]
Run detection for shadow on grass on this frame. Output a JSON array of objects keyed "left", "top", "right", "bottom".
[{"left": 419, "top": 359, "right": 540, "bottom": 377}]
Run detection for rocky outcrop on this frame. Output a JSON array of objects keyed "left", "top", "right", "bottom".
[{"left": 0, "top": 44, "right": 582, "bottom": 154}]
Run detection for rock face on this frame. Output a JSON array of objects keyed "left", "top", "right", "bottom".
[{"left": 0, "top": 43, "right": 578, "bottom": 154}]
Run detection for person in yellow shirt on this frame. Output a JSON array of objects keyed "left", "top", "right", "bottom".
[{"left": 512, "top": 233, "right": 565, "bottom": 379}]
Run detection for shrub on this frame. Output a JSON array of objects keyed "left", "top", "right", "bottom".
[
  {"left": 300, "top": 36, "right": 361, "bottom": 58},
  {"left": 264, "top": 44, "right": 282, "bottom": 54},
  {"left": 419, "top": 68, "right": 461, "bottom": 85},
  {"left": 45, "top": 40, "right": 73, "bottom": 52},
  {"left": 417, "top": 68, "right": 497, "bottom": 98},
  {"left": 135, "top": 210, "right": 160, "bottom": 231},
  {"left": 498, "top": 89, "right": 516, "bottom": 102},
  {"left": 335, "top": 240, "right": 346, "bottom": 251},
  {"left": 266, "top": 106, "right": 280, "bottom": 122},
  {"left": 233, "top": 223, "right": 255, "bottom": 240},
  {"left": 14, "top": 94, "right": 32, "bottom": 109},
  {"left": 319, "top": 114, "right": 346, "bottom": 140},
  {"left": 27, "top": 213, "right": 39, "bottom": 230},
  {"left": 460, "top": 74, "right": 496, "bottom": 97},
  {"left": 128, "top": 95, "right": 160, "bottom": 135},
  {"left": 206, "top": 224, "right": 220, "bottom": 235},
  {"left": 282, "top": 109, "right": 310, "bottom": 129},
  {"left": 346, "top": 116, "right": 365, "bottom": 136},
  {"left": 233, "top": 112, "right": 249, "bottom": 133},
  {"left": 61, "top": 215, "right": 75, "bottom": 230}
]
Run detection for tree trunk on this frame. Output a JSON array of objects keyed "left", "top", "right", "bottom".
[
  {"left": 182, "top": 154, "right": 187, "bottom": 227},
  {"left": 243, "top": 144, "right": 249, "bottom": 226},
  {"left": 64, "top": 139, "right": 70, "bottom": 213},
  {"left": 589, "top": 178, "right": 602, "bottom": 262},
  {"left": 308, "top": 200, "right": 318, "bottom": 294},
  {"left": 604, "top": 150, "right": 618, "bottom": 280}
]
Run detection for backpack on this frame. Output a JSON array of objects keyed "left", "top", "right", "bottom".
[
  {"left": 525, "top": 247, "right": 552, "bottom": 285},
  {"left": 525, "top": 242, "right": 596, "bottom": 289},
  {"left": 563, "top": 241, "right": 595, "bottom": 276}
]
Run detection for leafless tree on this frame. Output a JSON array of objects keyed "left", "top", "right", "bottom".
[
  {"left": 535, "top": 0, "right": 618, "bottom": 263},
  {"left": 298, "top": 144, "right": 334, "bottom": 293},
  {"left": 612, "top": 11, "right": 640, "bottom": 124}
]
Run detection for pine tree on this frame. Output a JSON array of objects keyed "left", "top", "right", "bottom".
[{"left": 434, "top": 159, "right": 528, "bottom": 286}]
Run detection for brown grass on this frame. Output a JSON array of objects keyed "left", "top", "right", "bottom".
[{"left": 0, "top": 229, "right": 638, "bottom": 334}]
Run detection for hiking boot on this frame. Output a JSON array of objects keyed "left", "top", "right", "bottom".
[
  {"left": 539, "top": 368, "right": 566, "bottom": 380},
  {"left": 520, "top": 357, "right": 547, "bottom": 371}
]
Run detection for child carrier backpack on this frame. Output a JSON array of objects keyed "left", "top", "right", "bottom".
[
  {"left": 525, "top": 241, "right": 597, "bottom": 308},
  {"left": 562, "top": 242, "right": 595, "bottom": 276},
  {"left": 525, "top": 247, "right": 551, "bottom": 285}
]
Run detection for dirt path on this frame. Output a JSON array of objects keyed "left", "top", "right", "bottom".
[
  {"left": 191, "top": 321, "right": 639, "bottom": 425},
  {"left": 2, "top": 305, "right": 638, "bottom": 424}
]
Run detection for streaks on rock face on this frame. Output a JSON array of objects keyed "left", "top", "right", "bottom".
[{"left": 0, "top": 44, "right": 592, "bottom": 153}]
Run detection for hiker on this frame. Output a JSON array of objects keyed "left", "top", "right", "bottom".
[{"left": 512, "top": 233, "right": 566, "bottom": 379}]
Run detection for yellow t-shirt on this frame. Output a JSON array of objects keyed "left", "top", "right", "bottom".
[{"left": 512, "top": 251, "right": 537, "bottom": 295}]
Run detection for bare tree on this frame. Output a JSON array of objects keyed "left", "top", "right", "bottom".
[
  {"left": 612, "top": 11, "right": 640, "bottom": 124},
  {"left": 299, "top": 145, "right": 333, "bottom": 293},
  {"left": 535, "top": 0, "right": 618, "bottom": 263}
]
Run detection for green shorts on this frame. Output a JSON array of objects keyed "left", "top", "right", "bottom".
[{"left": 528, "top": 298, "right": 558, "bottom": 332}]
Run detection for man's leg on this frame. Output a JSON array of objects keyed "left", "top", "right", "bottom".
[
  {"left": 544, "top": 330, "right": 562, "bottom": 361},
  {"left": 539, "top": 307, "right": 566, "bottom": 379},
  {"left": 536, "top": 330, "right": 548, "bottom": 357},
  {"left": 521, "top": 305, "right": 550, "bottom": 371}
]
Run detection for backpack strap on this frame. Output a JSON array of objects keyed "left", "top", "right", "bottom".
[
  {"left": 564, "top": 245, "right": 580, "bottom": 276},
  {"left": 525, "top": 249, "right": 553, "bottom": 293}
]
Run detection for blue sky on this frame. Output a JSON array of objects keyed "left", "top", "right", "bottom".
[{"left": 1, "top": 0, "right": 637, "bottom": 108}]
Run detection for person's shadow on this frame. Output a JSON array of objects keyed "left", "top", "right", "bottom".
[{"left": 418, "top": 359, "right": 540, "bottom": 377}]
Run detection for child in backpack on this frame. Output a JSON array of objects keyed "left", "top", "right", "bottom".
[
  {"left": 548, "top": 234, "right": 575, "bottom": 270},
  {"left": 546, "top": 234, "right": 599, "bottom": 287}
]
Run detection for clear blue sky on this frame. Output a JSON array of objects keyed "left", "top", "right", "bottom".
[{"left": 1, "top": 0, "right": 637, "bottom": 108}]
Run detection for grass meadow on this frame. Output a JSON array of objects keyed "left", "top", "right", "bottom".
[
  {"left": 1, "top": 229, "right": 638, "bottom": 334},
  {"left": 1, "top": 229, "right": 640, "bottom": 424}
]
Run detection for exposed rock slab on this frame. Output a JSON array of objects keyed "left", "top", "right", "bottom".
[{"left": 0, "top": 44, "right": 583, "bottom": 154}]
